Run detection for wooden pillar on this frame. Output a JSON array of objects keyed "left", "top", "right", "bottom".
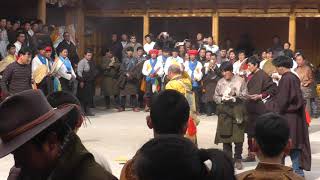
[
  {"left": 288, "top": 14, "right": 296, "bottom": 51},
  {"left": 143, "top": 13, "right": 150, "bottom": 45},
  {"left": 76, "top": 7, "right": 85, "bottom": 57},
  {"left": 37, "top": 0, "right": 46, "bottom": 24},
  {"left": 212, "top": 12, "right": 219, "bottom": 45}
]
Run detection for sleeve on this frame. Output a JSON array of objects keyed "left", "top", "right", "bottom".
[
  {"left": 57, "top": 64, "right": 72, "bottom": 80},
  {"left": 213, "top": 81, "right": 223, "bottom": 104},
  {"left": 31, "top": 57, "right": 38, "bottom": 75},
  {"left": 262, "top": 74, "right": 278, "bottom": 98},
  {"left": 238, "top": 79, "right": 248, "bottom": 99},
  {"left": 77, "top": 61, "right": 84, "bottom": 78},
  {"left": 194, "top": 63, "right": 203, "bottom": 81},
  {"left": 276, "top": 78, "right": 291, "bottom": 113},
  {"left": 142, "top": 61, "right": 149, "bottom": 76},
  {"left": 156, "top": 61, "right": 164, "bottom": 77},
  {"left": 306, "top": 67, "right": 314, "bottom": 85},
  {"left": 1, "top": 65, "right": 13, "bottom": 95},
  {"left": 71, "top": 66, "right": 76, "bottom": 78},
  {"left": 164, "top": 59, "right": 170, "bottom": 75}
]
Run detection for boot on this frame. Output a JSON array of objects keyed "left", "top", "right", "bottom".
[
  {"left": 144, "top": 97, "right": 151, "bottom": 112},
  {"left": 234, "top": 159, "right": 243, "bottom": 170},
  {"left": 85, "top": 106, "right": 95, "bottom": 116},
  {"left": 243, "top": 152, "right": 256, "bottom": 162}
]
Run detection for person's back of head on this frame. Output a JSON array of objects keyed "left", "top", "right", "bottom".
[
  {"left": 150, "top": 90, "right": 190, "bottom": 135},
  {"left": 255, "top": 113, "right": 290, "bottom": 158},
  {"left": 134, "top": 135, "right": 235, "bottom": 180}
]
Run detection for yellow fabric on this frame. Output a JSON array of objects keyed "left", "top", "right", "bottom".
[
  {"left": 165, "top": 72, "right": 192, "bottom": 95},
  {"left": 3, "top": 55, "right": 16, "bottom": 64}
]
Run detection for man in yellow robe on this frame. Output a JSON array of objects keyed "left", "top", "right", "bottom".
[{"left": 165, "top": 64, "right": 198, "bottom": 144}]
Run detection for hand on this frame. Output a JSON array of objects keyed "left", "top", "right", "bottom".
[
  {"left": 126, "top": 73, "right": 130, "bottom": 77},
  {"left": 80, "top": 82, "right": 84, "bottom": 88},
  {"left": 250, "top": 94, "right": 262, "bottom": 101}
]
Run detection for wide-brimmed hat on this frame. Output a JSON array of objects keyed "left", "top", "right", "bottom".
[{"left": 0, "top": 89, "right": 77, "bottom": 158}]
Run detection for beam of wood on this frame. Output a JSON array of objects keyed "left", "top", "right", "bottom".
[
  {"left": 288, "top": 13, "right": 296, "bottom": 52},
  {"left": 143, "top": 13, "right": 150, "bottom": 45},
  {"left": 212, "top": 12, "right": 219, "bottom": 45},
  {"left": 76, "top": 7, "right": 85, "bottom": 57},
  {"left": 37, "top": 0, "right": 46, "bottom": 24}
]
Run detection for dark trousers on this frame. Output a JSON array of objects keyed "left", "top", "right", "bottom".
[
  {"left": 138, "top": 91, "right": 144, "bottom": 108},
  {"left": 105, "top": 95, "right": 119, "bottom": 108},
  {"left": 223, "top": 142, "right": 243, "bottom": 160},
  {"left": 193, "top": 87, "right": 201, "bottom": 113},
  {"left": 205, "top": 101, "right": 216, "bottom": 115},
  {"left": 120, "top": 95, "right": 138, "bottom": 109}
]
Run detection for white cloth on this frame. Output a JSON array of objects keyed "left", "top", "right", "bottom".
[
  {"left": 28, "top": 29, "right": 34, "bottom": 37},
  {"left": 259, "top": 59, "right": 267, "bottom": 69},
  {"left": 184, "top": 60, "right": 203, "bottom": 81},
  {"left": 143, "top": 42, "right": 156, "bottom": 54},
  {"left": 204, "top": 44, "right": 219, "bottom": 54},
  {"left": 142, "top": 58, "right": 164, "bottom": 77},
  {"left": 14, "top": 41, "right": 22, "bottom": 56},
  {"left": 164, "top": 56, "right": 184, "bottom": 75},
  {"left": 233, "top": 59, "right": 247, "bottom": 75},
  {"left": 121, "top": 41, "right": 128, "bottom": 48},
  {"left": 291, "top": 60, "right": 297, "bottom": 72},
  {"left": 55, "top": 58, "right": 76, "bottom": 80}
]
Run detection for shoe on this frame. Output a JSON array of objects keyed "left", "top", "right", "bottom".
[
  {"left": 243, "top": 154, "right": 256, "bottom": 162},
  {"left": 234, "top": 159, "right": 243, "bottom": 170},
  {"left": 117, "top": 107, "right": 125, "bottom": 112},
  {"left": 133, "top": 108, "right": 140, "bottom": 112}
]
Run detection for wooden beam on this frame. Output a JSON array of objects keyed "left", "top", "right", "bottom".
[
  {"left": 288, "top": 13, "right": 296, "bottom": 52},
  {"left": 76, "top": 7, "right": 85, "bottom": 57},
  {"left": 37, "top": 0, "right": 46, "bottom": 24},
  {"left": 143, "top": 13, "right": 150, "bottom": 45},
  {"left": 212, "top": 12, "right": 219, "bottom": 45}
]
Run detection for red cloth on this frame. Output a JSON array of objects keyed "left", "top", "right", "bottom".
[
  {"left": 305, "top": 109, "right": 311, "bottom": 126},
  {"left": 45, "top": 46, "right": 52, "bottom": 52},
  {"left": 149, "top": 49, "right": 159, "bottom": 55},
  {"left": 187, "top": 117, "right": 197, "bottom": 136},
  {"left": 188, "top": 50, "right": 198, "bottom": 56}
]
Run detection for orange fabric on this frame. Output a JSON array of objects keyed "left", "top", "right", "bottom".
[
  {"left": 305, "top": 109, "right": 311, "bottom": 126},
  {"left": 187, "top": 117, "right": 197, "bottom": 136}
]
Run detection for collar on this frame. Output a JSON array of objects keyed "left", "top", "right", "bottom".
[{"left": 255, "top": 162, "right": 292, "bottom": 172}]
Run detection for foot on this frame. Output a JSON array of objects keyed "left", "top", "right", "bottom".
[
  {"left": 242, "top": 154, "right": 256, "bottom": 162},
  {"left": 133, "top": 108, "right": 140, "bottom": 112},
  {"left": 234, "top": 159, "right": 243, "bottom": 170},
  {"left": 144, "top": 106, "right": 150, "bottom": 112},
  {"left": 117, "top": 107, "right": 125, "bottom": 112}
]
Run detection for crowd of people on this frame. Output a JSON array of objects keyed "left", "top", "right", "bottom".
[{"left": 0, "top": 16, "right": 314, "bottom": 179}]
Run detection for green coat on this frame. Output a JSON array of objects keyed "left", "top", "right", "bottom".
[
  {"left": 214, "top": 103, "right": 247, "bottom": 144},
  {"left": 100, "top": 56, "right": 121, "bottom": 96}
]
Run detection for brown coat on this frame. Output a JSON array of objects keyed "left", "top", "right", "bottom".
[
  {"left": 246, "top": 69, "right": 277, "bottom": 136},
  {"left": 101, "top": 56, "right": 121, "bottom": 96},
  {"left": 236, "top": 162, "right": 304, "bottom": 180},
  {"left": 269, "top": 72, "right": 311, "bottom": 171},
  {"left": 202, "top": 65, "right": 221, "bottom": 103},
  {"left": 295, "top": 65, "right": 316, "bottom": 99},
  {"left": 118, "top": 57, "right": 141, "bottom": 96}
]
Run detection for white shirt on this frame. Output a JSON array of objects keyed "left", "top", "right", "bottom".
[
  {"left": 55, "top": 58, "right": 76, "bottom": 80},
  {"left": 143, "top": 42, "right": 156, "bottom": 54},
  {"left": 142, "top": 58, "right": 164, "bottom": 77},
  {"left": 259, "top": 59, "right": 268, "bottom": 69},
  {"left": 164, "top": 56, "right": 184, "bottom": 75},
  {"left": 14, "top": 41, "right": 22, "bottom": 55},
  {"left": 291, "top": 60, "right": 297, "bottom": 72},
  {"left": 28, "top": 29, "right": 34, "bottom": 37},
  {"left": 31, "top": 55, "right": 50, "bottom": 75},
  {"left": 184, "top": 60, "right": 203, "bottom": 81},
  {"left": 204, "top": 44, "right": 219, "bottom": 54}
]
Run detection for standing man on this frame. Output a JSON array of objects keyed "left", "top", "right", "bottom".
[
  {"left": 56, "top": 32, "right": 79, "bottom": 68},
  {"left": 295, "top": 54, "right": 316, "bottom": 117},
  {"left": 14, "top": 31, "right": 26, "bottom": 56},
  {"left": 218, "top": 47, "right": 228, "bottom": 64},
  {"left": 1, "top": 48, "right": 32, "bottom": 98},
  {"left": 0, "top": 18, "right": 9, "bottom": 59},
  {"left": 110, "top": 33, "right": 123, "bottom": 61},
  {"left": 123, "top": 35, "right": 142, "bottom": 58},
  {"left": 31, "top": 44, "right": 51, "bottom": 95},
  {"left": 233, "top": 50, "right": 248, "bottom": 77},
  {"left": 204, "top": 36, "right": 219, "bottom": 54},
  {"left": 272, "top": 55, "right": 311, "bottom": 177},
  {"left": 270, "top": 35, "right": 283, "bottom": 58},
  {"left": 198, "top": 48, "right": 207, "bottom": 65},
  {"left": 164, "top": 48, "right": 184, "bottom": 76},
  {"left": 213, "top": 61, "right": 248, "bottom": 170},
  {"left": 101, "top": 49, "right": 121, "bottom": 109},
  {"left": 203, "top": 52, "right": 222, "bottom": 116},
  {"left": 157, "top": 47, "right": 170, "bottom": 88},
  {"left": 77, "top": 49, "right": 97, "bottom": 116},
  {"left": 184, "top": 50, "right": 203, "bottom": 114},
  {"left": 143, "top": 34, "right": 155, "bottom": 55},
  {"left": 142, "top": 49, "right": 164, "bottom": 112},
  {"left": 121, "top": 33, "right": 129, "bottom": 48},
  {"left": 135, "top": 47, "right": 147, "bottom": 109},
  {"left": 244, "top": 56, "right": 277, "bottom": 162},
  {"left": 118, "top": 47, "right": 140, "bottom": 112}
]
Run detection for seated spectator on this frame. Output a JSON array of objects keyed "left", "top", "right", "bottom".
[
  {"left": 134, "top": 135, "right": 236, "bottom": 180},
  {"left": 237, "top": 113, "right": 304, "bottom": 180},
  {"left": 0, "top": 90, "right": 117, "bottom": 180},
  {"left": 47, "top": 91, "right": 112, "bottom": 173}
]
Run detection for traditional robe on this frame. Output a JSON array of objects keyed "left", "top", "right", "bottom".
[
  {"left": 77, "top": 58, "right": 97, "bottom": 104},
  {"left": 214, "top": 75, "right": 248, "bottom": 144},
  {"left": 118, "top": 57, "right": 139, "bottom": 96},
  {"left": 100, "top": 56, "right": 121, "bottom": 96},
  {"left": 246, "top": 69, "right": 277, "bottom": 136},
  {"left": 202, "top": 63, "right": 221, "bottom": 103},
  {"left": 272, "top": 72, "right": 311, "bottom": 171}
]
